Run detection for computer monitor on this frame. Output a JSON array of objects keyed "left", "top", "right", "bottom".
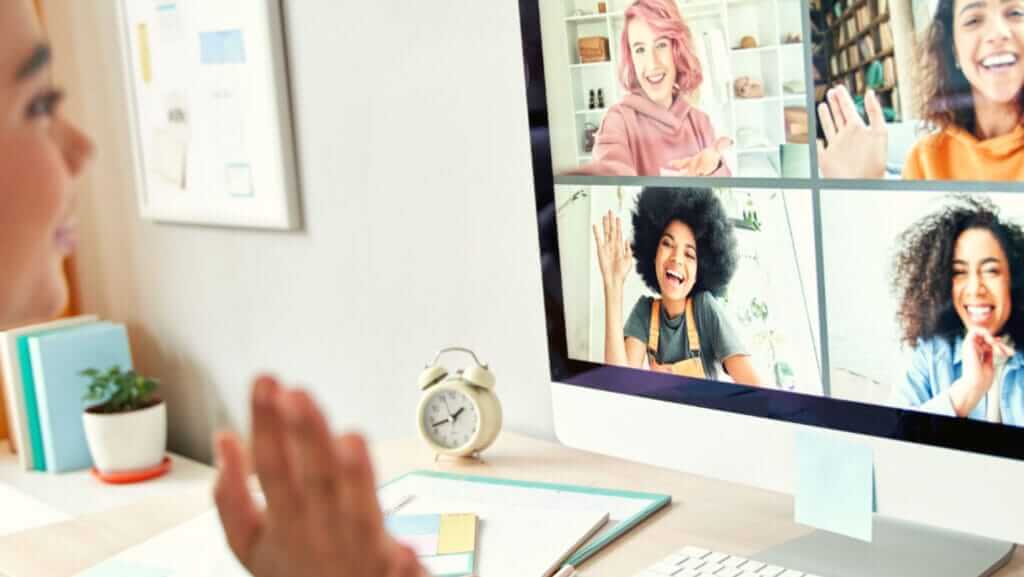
[{"left": 518, "top": 0, "right": 1024, "bottom": 574}]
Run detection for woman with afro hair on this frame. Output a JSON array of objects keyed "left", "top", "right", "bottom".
[
  {"left": 889, "top": 196, "right": 1024, "bottom": 425},
  {"left": 593, "top": 187, "right": 762, "bottom": 384}
]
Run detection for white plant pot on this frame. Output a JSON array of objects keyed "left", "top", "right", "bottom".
[{"left": 82, "top": 401, "right": 167, "bottom": 473}]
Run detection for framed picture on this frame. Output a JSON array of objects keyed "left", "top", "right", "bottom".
[{"left": 116, "top": 0, "right": 301, "bottom": 230}]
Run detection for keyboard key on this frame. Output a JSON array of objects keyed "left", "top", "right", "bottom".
[
  {"left": 723, "top": 557, "right": 749, "bottom": 568},
  {"left": 759, "top": 565, "right": 786, "bottom": 577},
  {"left": 665, "top": 554, "right": 690, "bottom": 566},
  {"left": 701, "top": 562, "right": 726, "bottom": 573},
  {"left": 739, "top": 572, "right": 763, "bottom": 577},
  {"left": 680, "top": 546, "right": 711, "bottom": 559},
  {"left": 706, "top": 552, "right": 730, "bottom": 564},
  {"left": 650, "top": 561, "right": 685, "bottom": 575},
  {"left": 739, "top": 561, "right": 765, "bottom": 572},
  {"left": 718, "top": 568, "right": 743, "bottom": 577},
  {"left": 780, "top": 570, "right": 805, "bottom": 577},
  {"left": 681, "top": 558, "right": 707, "bottom": 571}
]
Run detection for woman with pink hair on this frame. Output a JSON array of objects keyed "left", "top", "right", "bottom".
[{"left": 582, "top": 0, "right": 732, "bottom": 176}]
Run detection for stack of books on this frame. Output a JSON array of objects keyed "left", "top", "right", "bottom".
[{"left": 1, "top": 316, "right": 133, "bottom": 473}]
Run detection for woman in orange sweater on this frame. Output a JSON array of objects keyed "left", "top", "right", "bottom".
[{"left": 817, "top": 0, "right": 1024, "bottom": 180}]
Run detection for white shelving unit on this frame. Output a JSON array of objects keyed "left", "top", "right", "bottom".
[{"left": 559, "top": 0, "right": 807, "bottom": 176}]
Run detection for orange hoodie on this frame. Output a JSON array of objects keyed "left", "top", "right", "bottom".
[{"left": 902, "top": 124, "right": 1024, "bottom": 180}]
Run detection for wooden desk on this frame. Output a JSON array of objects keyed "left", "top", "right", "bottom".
[{"left": 0, "top": 433, "right": 1020, "bottom": 577}]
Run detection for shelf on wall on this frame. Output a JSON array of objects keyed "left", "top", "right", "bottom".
[
  {"left": 731, "top": 44, "right": 782, "bottom": 54},
  {"left": 575, "top": 107, "right": 610, "bottom": 115},
  {"left": 835, "top": 47, "right": 894, "bottom": 76},
  {"left": 570, "top": 61, "right": 613, "bottom": 69},
  {"left": 734, "top": 96, "right": 782, "bottom": 104},
  {"left": 564, "top": 13, "right": 608, "bottom": 23}
]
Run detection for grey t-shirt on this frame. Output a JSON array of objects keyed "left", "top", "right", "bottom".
[{"left": 623, "top": 291, "right": 747, "bottom": 380}]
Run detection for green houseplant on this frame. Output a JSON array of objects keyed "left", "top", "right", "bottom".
[
  {"left": 81, "top": 365, "right": 167, "bottom": 474},
  {"left": 82, "top": 366, "right": 160, "bottom": 413}
]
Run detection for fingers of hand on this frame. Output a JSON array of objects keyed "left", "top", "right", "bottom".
[
  {"left": 865, "top": 89, "right": 886, "bottom": 129},
  {"left": 280, "top": 390, "right": 344, "bottom": 527},
  {"left": 334, "top": 433, "right": 386, "bottom": 543},
  {"left": 213, "top": 431, "right": 263, "bottom": 565},
  {"left": 836, "top": 85, "right": 865, "bottom": 128},
  {"left": 818, "top": 102, "right": 837, "bottom": 143},
  {"left": 250, "top": 375, "right": 301, "bottom": 518}
]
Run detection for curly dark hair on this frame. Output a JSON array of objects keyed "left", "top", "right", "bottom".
[
  {"left": 918, "top": 0, "right": 1024, "bottom": 133},
  {"left": 631, "top": 187, "right": 737, "bottom": 297},
  {"left": 892, "top": 195, "right": 1024, "bottom": 347}
]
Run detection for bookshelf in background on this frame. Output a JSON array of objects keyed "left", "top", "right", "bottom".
[{"left": 820, "top": 0, "right": 901, "bottom": 120}]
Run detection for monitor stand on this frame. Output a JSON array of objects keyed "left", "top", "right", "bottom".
[{"left": 757, "top": 516, "right": 1015, "bottom": 577}]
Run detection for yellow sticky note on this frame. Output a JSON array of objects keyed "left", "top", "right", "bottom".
[
  {"left": 137, "top": 23, "right": 152, "bottom": 83},
  {"left": 437, "top": 514, "right": 476, "bottom": 555}
]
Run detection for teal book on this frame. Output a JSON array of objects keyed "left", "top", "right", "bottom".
[
  {"left": 14, "top": 319, "right": 100, "bottom": 471},
  {"left": 28, "top": 322, "right": 133, "bottom": 473}
]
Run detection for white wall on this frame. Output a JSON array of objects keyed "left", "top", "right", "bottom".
[{"left": 47, "top": 0, "right": 555, "bottom": 463}]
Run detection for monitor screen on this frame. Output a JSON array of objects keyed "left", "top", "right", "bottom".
[{"left": 521, "top": 0, "right": 1024, "bottom": 461}]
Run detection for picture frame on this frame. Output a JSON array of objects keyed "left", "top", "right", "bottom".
[{"left": 115, "top": 0, "right": 301, "bottom": 230}]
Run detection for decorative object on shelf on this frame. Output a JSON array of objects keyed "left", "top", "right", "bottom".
[
  {"left": 598, "top": 1, "right": 607, "bottom": 13},
  {"left": 783, "top": 79, "right": 806, "bottom": 94},
  {"left": 583, "top": 122, "right": 599, "bottom": 153},
  {"left": 782, "top": 32, "right": 802, "bottom": 44},
  {"left": 116, "top": 0, "right": 301, "bottom": 230},
  {"left": 597, "top": 88, "right": 605, "bottom": 108},
  {"left": 81, "top": 365, "right": 168, "bottom": 479},
  {"left": 588, "top": 89, "right": 596, "bottom": 109},
  {"left": 416, "top": 347, "right": 502, "bottom": 461},
  {"left": 784, "top": 107, "right": 809, "bottom": 143},
  {"left": 734, "top": 76, "right": 765, "bottom": 98},
  {"left": 739, "top": 35, "right": 758, "bottom": 49},
  {"left": 578, "top": 36, "right": 610, "bottom": 63}
]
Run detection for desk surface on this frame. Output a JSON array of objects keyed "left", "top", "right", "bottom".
[{"left": 0, "top": 432, "right": 1020, "bottom": 577}]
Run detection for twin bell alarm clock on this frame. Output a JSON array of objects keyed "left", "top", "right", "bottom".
[{"left": 416, "top": 347, "right": 502, "bottom": 459}]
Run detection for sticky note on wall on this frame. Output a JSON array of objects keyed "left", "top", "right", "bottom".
[
  {"left": 199, "top": 30, "right": 247, "bottom": 64},
  {"left": 794, "top": 429, "right": 875, "bottom": 542},
  {"left": 137, "top": 23, "right": 152, "bottom": 83}
]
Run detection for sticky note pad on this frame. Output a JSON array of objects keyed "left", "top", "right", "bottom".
[
  {"left": 137, "top": 23, "right": 152, "bottom": 83},
  {"left": 387, "top": 513, "right": 477, "bottom": 577},
  {"left": 76, "top": 559, "right": 170, "bottom": 577},
  {"left": 794, "top": 429, "right": 875, "bottom": 542}
]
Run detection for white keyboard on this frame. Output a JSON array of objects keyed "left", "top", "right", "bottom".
[{"left": 633, "top": 546, "right": 825, "bottom": 577}]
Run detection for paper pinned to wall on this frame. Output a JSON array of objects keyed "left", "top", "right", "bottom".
[
  {"left": 199, "top": 30, "right": 247, "bottom": 65},
  {"left": 794, "top": 429, "right": 876, "bottom": 542}
]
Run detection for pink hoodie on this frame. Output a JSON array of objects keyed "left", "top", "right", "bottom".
[{"left": 576, "top": 93, "right": 729, "bottom": 177}]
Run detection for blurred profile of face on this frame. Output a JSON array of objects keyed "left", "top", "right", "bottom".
[
  {"left": 953, "top": 0, "right": 1024, "bottom": 110},
  {"left": 952, "top": 227, "right": 1013, "bottom": 336},
  {"left": 0, "top": 0, "right": 94, "bottom": 329},
  {"left": 655, "top": 219, "right": 697, "bottom": 306},
  {"left": 628, "top": 16, "right": 678, "bottom": 108}
]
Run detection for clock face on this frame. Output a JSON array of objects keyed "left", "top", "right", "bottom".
[{"left": 422, "top": 388, "right": 479, "bottom": 450}]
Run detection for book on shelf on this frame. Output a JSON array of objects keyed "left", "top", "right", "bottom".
[
  {"left": 883, "top": 57, "right": 896, "bottom": 85},
  {"left": 879, "top": 22, "right": 894, "bottom": 51}
]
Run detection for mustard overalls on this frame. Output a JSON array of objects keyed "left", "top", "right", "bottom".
[{"left": 646, "top": 298, "right": 705, "bottom": 378}]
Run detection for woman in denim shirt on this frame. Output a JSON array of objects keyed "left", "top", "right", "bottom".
[{"left": 890, "top": 196, "right": 1024, "bottom": 425}]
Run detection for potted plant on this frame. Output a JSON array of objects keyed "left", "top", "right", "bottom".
[{"left": 81, "top": 366, "right": 166, "bottom": 473}]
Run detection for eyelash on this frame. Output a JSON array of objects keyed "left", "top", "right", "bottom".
[{"left": 27, "top": 89, "right": 64, "bottom": 119}]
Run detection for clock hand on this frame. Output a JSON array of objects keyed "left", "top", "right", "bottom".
[
  {"left": 451, "top": 407, "right": 465, "bottom": 421},
  {"left": 431, "top": 418, "right": 450, "bottom": 428}
]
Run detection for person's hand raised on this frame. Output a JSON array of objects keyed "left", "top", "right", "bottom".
[
  {"left": 214, "top": 376, "right": 426, "bottom": 577},
  {"left": 817, "top": 86, "right": 888, "bottom": 179},
  {"left": 593, "top": 210, "right": 633, "bottom": 291},
  {"left": 950, "top": 328, "right": 1014, "bottom": 417}
]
